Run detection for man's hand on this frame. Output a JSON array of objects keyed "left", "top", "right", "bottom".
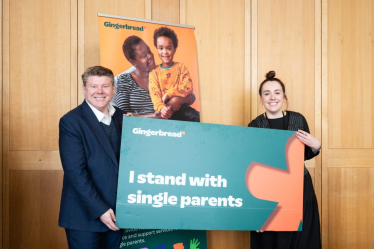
[{"left": 100, "top": 209, "right": 120, "bottom": 231}]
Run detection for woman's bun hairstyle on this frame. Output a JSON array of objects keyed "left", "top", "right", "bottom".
[{"left": 266, "top": 70, "right": 276, "bottom": 79}]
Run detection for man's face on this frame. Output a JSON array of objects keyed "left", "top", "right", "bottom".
[{"left": 83, "top": 75, "right": 115, "bottom": 115}]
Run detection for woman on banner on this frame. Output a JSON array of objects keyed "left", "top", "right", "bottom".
[
  {"left": 248, "top": 71, "right": 321, "bottom": 249},
  {"left": 114, "top": 36, "right": 194, "bottom": 119}
]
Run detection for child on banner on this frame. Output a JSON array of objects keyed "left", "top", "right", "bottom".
[{"left": 149, "top": 27, "right": 200, "bottom": 122}]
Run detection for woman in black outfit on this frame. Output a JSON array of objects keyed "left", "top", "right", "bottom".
[{"left": 248, "top": 71, "right": 321, "bottom": 249}]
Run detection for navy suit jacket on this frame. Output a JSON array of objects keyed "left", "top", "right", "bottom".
[{"left": 58, "top": 101, "right": 124, "bottom": 232}]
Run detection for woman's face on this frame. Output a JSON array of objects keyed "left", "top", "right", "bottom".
[
  {"left": 130, "top": 41, "right": 156, "bottom": 72},
  {"left": 260, "top": 81, "right": 285, "bottom": 116}
]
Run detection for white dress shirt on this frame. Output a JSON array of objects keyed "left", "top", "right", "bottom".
[{"left": 85, "top": 100, "right": 116, "bottom": 125}]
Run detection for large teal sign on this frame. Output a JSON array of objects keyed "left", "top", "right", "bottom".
[{"left": 116, "top": 117, "right": 304, "bottom": 231}]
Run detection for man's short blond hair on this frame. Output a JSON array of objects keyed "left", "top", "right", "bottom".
[{"left": 81, "top": 66, "right": 114, "bottom": 86}]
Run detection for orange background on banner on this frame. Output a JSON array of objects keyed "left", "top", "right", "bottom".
[{"left": 98, "top": 17, "right": 200, "bottom": 111}]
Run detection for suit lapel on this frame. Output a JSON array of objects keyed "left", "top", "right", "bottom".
[
  {"left": 81, "top": 101, "right": 119, "bottom": 168},
  {"left": 113, "top": 107, "right": 124, "bottom": 134}
]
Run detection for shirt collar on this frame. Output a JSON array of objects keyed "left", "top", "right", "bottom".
[{"left": 85, "top": 100, "right": 116, "bottom": 125}]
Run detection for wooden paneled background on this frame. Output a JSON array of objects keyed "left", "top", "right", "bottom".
[{"left": 1, "top": 0, "right": 373, "bottom": 248}]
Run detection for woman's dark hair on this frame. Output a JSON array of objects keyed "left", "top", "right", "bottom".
[
  {"left": 153, "top": 26, "right": 178, "bottom": 49},
  {"left": 122, "top": 36, "right": 144, "bottom": 62}
]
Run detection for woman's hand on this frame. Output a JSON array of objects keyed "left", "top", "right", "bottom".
[
  {"left": 153, "top": 111, "right": 162, "bottom": 119},
  {"left": 160, "top": 106, "right": 173, "bottom": 119},
  {"left": 123, "top": 111, "right": 163, "bottom": 119},
  {"left": 296, "top": 130, "right": 321, "bottom": 152}
]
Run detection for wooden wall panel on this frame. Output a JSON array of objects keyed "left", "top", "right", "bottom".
[
  {"left": 0, "top": 0, "right": 3, "bottom": 245},
  {"left": 257, "top": 0, "right": 316, "bottom": 134},
  {"left": 3, "top": 0, "right": 77, "bottom": 247},
  {"left": 207, "top": 230, "right": 250, "bottom": 248},
  {"left": 185, "top": 0, "right": 245, "bottom": 126},
  {"left": 321, "top": 0, "right": 329, "bottom": 246},
  {"left": 184, "top": 1, "right": 250, "bottom": 247},
  {"left": 328, "top": 168, "right": 374, "bottom": 249},
  {"left": 328, "top": 0, "right": 374, "bottom": 149},
  {"left": 9, "top": 0, "right": 72, "bottom": 151},
  {"left": 152, "top": 0, "right": 179, "bottom": 23},
  {"left": 257, "top": 0, "right": 319, "bottom": 171},
  {"left": 323, "top": 0, "right": 374, "bottom": 247},
  {"left": 9, "top": 171, "right": 67, "bottom": 249},
  {"left": 3, "top": 0, "right": 10, "bottom": 246}
]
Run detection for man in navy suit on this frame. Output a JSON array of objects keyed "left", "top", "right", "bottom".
[{"left": 59, "top": 66, "right": 124, "bottom": 248}]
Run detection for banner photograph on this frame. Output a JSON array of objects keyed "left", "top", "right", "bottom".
[
  {"left": 98, "top": 14, "right": 204, "bottom": 246},
  {"left": 116, "top": 117, "right": 305, "bottom": 231},
  {"left": 98, "top": 14, "right": 200, "bottom": 122}
]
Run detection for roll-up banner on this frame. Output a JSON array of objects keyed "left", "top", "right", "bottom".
[{"left": 98, "top": 14, "right": 205, "bottom": 249}]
